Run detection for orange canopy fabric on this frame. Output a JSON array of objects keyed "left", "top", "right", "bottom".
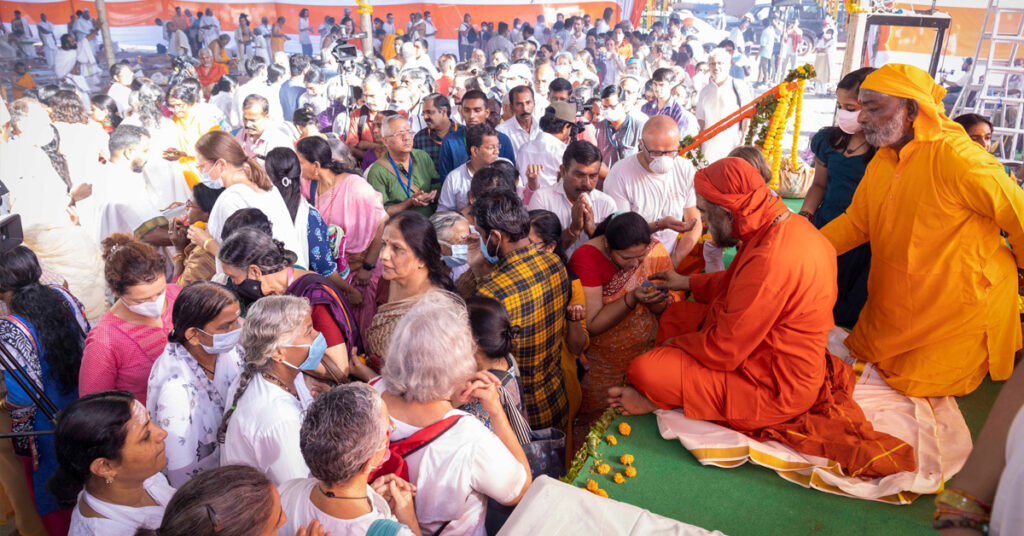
[
  {"left": 627, "top": 159, "right": 916, "bottom": 478},
  {"left": 821, "top": 64, "right": 1024, "bottom": 396}
]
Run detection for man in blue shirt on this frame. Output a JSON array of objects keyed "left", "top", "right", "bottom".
[
  {"left": 438, "top": 89, "right": 516, "bottom": 179},
  {"left": 279, "top": 53, "right": 310, "bottom": 121}
]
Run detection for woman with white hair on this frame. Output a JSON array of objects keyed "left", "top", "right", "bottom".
[
  {"left": 279, "top": 383, "right": 420, "bottom": 535},
  {"left": 373, "top": 290, "right": 531, "bottom": 535},
  {"left": 218, "top": 295, "right": 323, "bottom": 485}
]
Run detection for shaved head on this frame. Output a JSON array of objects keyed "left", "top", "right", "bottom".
[{"left": 641, "top": 115, "right": 681, "bottom": 152}]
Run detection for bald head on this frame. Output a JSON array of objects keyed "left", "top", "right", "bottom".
[{"left": 641, "top": 115, "right": 681, "bottom": 153}]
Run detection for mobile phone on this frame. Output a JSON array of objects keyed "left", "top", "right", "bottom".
[{"left": 640, "top": 280, "right": 654, "bottom": 289}]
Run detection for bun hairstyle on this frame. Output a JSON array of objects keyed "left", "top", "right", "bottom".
[
  {"left": 218, "top": 227, "right": 297, "bottom": 275},
  {"left": 465, "top": 296, "right": 519, "bottom": 359},
  {"left": 100, "top": 233, "right": 165, "bottom": 296},
  {"left": 194, "top": 130, "right": 272, "bottom": 191},
  {"left": 132, "top": 465, "right": 275, "bottom": 536},
  {"left": 48, "top": 391, "right": 136, "bottom": 509},
  {"left": 592, "top": 211, "right": 652, "bottom": 251},
  {"left": 295, "top": 135, "right": 358, "bottom": 176}
]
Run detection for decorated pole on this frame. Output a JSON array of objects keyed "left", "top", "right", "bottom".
[{"left": 679, "top": 64, "right": 816, "bottom": 192}]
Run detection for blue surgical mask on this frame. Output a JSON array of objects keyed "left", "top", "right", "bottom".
[
  {"left": 198, "top": 327, "right": 241, "bottom": 354},
  {"left": 283, "top": 333, "right": 328, "bottom": 371},
  {"left": 199, "top": 170, "right": 223, "bottom": 189},
  {"left": 442, "top": 243, "right": 469, "bottom": 268},
  {"left": 479, "top": 232, "right": 500, "bottom": 264}
]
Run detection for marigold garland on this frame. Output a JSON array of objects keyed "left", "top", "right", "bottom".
[{"left": 791, "top": 79, "right": 806, "bottom": 167}]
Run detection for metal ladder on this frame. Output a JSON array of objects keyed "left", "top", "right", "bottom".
[{"left": 950, "top": 0, "right": 1024, "bottom": 167}]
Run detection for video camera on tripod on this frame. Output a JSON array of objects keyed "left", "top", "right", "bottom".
[{"left": 0, "top": 214, "right": 62, "bottom": 439}]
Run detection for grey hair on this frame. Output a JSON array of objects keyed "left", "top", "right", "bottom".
[
  {"left": 218, "top": 295, "right": 311, "bottom": 443},
  {"left": 400, "top": 41, "right": 415, "bottom": 60},
  {"left": 429, "top": 211, "right": 468, "bottom": 243},
  {"left": 300, "top": 383, "right": 387, "bottom": 485},
  {"left": 382, "top": 290, "right": 477, "bottom": 402},
  {"left": 199, "top": 47, "right": 213, "bottom": 58},
  {"left": 8, "top": 98, "right": 43, "bottom": 130},
  {"left": 379, "top": 114, "right": 409, "bottom": 138},
  {"left": 239, "top": 295, "right": 311, "bottom": 368}
]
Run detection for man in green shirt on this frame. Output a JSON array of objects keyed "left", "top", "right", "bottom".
[{"left": 366, "top": 115, "right": 441, "bottom": 216}]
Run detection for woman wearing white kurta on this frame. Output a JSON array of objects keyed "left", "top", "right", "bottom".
[
  {"left": 147, "top": 282, "right": 244, "bottom": 487},
  {"left": 373, "top": 291, "right": 531, "bottom": 536},
  {"left": 193, "top": 130, "right": 307, "bottom": 268},
  {"left": 51, "top": 391, "right": 175, "bottom": 536},
  {"left": 219, "top": 295, "right": 323, "bottom": 486}
]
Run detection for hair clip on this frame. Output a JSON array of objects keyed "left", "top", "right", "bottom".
[{"left": 206, "top": 504, "right": 223, "bottom": 532}]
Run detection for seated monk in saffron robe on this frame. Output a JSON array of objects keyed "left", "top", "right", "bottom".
[
  {"left": 609, "top": 158, "right": 916, "bottom": 479},
  {"left": 820, "top": 64, "right": 1024, "bottom": 398}
]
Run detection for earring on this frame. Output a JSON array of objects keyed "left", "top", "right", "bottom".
[{"left": 105, "top": 476, "right": 114, "bottom": 484}]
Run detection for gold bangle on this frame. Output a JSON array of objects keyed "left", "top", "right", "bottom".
[
  {"left": 202, "top": 238, "right": 214, "bottom": 252},
  {"left": 935, "top": 489, "right": 990, "bottom": 515}
]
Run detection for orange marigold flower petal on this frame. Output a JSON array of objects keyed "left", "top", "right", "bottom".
[
  {"left": 597, "top": 489, "right": 609, "bottom": 498},
  {"left": 586, "top": 479, "right": 599, "bottom": 492},
  {"left": 620, "top": 454, "right": 634, "bottom": 465},
  {"left": 606, "top": 435, "right": 617, "bottom": 445},
  {"left": 618, "top": 422, "right": 631, "bottom": 436},
  {"left": 625, "top": 466, "right": 637, "bottom": 478},
  {"left": 613, "top": 473, "right": 625, "bottom": 484},
  {"left": 597, "top": 463, "right": 611, "bottom": 474}
]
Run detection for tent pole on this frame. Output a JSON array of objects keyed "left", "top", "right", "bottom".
[{"left": 94, "top": 0, "right": 115, "bottom": 67}]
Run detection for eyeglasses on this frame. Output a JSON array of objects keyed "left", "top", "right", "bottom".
[
  {"left": 385, "top": 130, "right": 413, "bottom": 139},
  {"left": 640, "top": 139, "right": 678, "bottom": 158}
]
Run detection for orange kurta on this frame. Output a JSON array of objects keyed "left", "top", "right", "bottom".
[
  {"left": 629, "top": 158, "right": 916, "bottom": 479},
  {"left": 821, "top": 64, "right": 1024, "bottom": 397}
]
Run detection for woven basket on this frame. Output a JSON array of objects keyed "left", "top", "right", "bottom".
[{"left": 776, "top": 157, "right": 814, "bottom": 198}]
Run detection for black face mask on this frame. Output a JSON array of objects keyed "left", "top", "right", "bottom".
[{"left": 236, "top": 278, "right": 265, "bottom": 302}]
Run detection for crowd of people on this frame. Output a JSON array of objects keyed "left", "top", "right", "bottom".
[{"left": 0, "top": 4, "right": 1022, "bottom": 536}]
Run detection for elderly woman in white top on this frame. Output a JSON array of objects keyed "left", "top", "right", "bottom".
[
  {"left": 279, "top": 383, "right": 420, "bottom": 536},
  {"left": 51, "top": 391, "right": 175, "bottom": 536},
  {"left": 373, "top": 290, "right": 531, "bottom": 535},
  {"left": 146, "top": 282, "right": 244, "bottom": 487},
  {"left": 219, "top": 295, "right": 322, "bottom": 485}
]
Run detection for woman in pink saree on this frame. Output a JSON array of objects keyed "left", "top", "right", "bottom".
[
  {"left": 567, "top": 212, "right": 679, "bottom": 445},
  {"left": 296, "top": 136, "right": 388, "bottom": 340}
]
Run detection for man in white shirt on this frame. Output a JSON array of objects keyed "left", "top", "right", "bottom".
[
  {"left": 497, "top": 85, "right": 540, "bottom": 155},
  {"left": 594, "top": 8, "right": 613, "bottom": 35},
  {"left": 528, "top": 141, "right": 616, "bottom": 256},
  {"left": 90, "top": 125, "right": 170, "bottom": 246},
  {"left": 200, "top": 9, "right": 222, "bottom": 48},
  {"left": 620, "top": 75, "right": 650, "bottom": 123},
  {"left": 603, "top": 115, "right": 702, "bottom": 265},
  {"left": 696, "top": 47, "right": 753, "bottom": 163},
  {"left": 167, "top": 21, "right": 191, "bottom": 57},
  {"left": 517, "top": 101, "right": 577, "bottom": 194},
  {"left": 485, "top": 22, "right": 514, "bottom": 64},
  {"left": 383, "top": 13, "right": 396, "bottom": 34},
  {"left": 457, "top": 14, "right": 474, "bottom": 61},
  {"left": 37, "top": 13, "right": 57, "bottom": 67},
  {"left": 438, "top": 123, "right": 500, "bottom": 212},
  {"left": 236, "top": 94, "right": 296, "bottom": 160},
  {"left": 422, "top": 11, "right": 439, "bottom": 60},
  {"left": 533, "top": 64, "right": 555, "bottom": 120},
  {"left": 107, "top": 63, "right": 134, "bottom": 115}
]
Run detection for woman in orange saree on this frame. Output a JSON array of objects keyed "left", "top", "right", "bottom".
[{"left": 567, "top": 212, "right": 679, "bottom": 446}]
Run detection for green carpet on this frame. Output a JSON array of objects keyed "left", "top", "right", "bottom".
[{"left": 571, "top": 379, "right": 1001, "bottom": 536}]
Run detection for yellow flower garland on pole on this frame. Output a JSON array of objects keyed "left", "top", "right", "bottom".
[{"left": 791, "top": 79, "right": 806, "bottom": 167}]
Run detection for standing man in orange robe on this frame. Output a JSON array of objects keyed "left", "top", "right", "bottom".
[
  {"left": 610, "top": 158, "right": 914, "bottom": 478},
  {"left": 820, "top": 64, "right": 1024, "bottom": 397}
]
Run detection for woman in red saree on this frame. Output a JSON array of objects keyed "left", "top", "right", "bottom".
[{"left": 567, "top": 212, "right": 679, "bottom": 444}]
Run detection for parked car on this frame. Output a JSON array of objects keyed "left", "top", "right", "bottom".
[{"left": 739, "top": 0, "right": 845, "bottom": 56}]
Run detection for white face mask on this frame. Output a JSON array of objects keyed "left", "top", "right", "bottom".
[
  {"left": 836, "top": 109, "right": 862, "bottom": 135},
  {"left": 125, "top": 291, "right": 166, "bottom": 319},
  {"left": 648, "top": 155, "right": 674, "bottom": 175},
  {"left": 604, "top": 106, "right": 625, "bottom": 124},
  {"left": 198, "top": 327, "right": 242, "bottom": 354}
]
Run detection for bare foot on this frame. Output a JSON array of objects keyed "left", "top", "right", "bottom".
[{"left": 608, "top": 386, "right": 658, "bottom": 416}]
